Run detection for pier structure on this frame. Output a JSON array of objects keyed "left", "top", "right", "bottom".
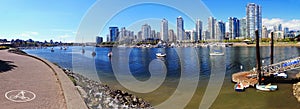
[{"left": 261, "top": 57, "right": 300, "bottom": 76}]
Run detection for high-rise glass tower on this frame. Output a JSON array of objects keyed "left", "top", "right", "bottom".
[
  {"left": 215, "top": 21, "right": 225, "bottom": 41},
  {"left": 262, "top": 26, "right": 268, "bottom": 38},
  {"left": 228, "top": 17, "right": 240, "bottom": 39},
  {"left": 246, "top": 3, "right": 262, "bottom": 39},
  {"left": 177, "top": 16, "right": 184, "bottom": 41},
  {"left": 161, "top": 18, "right": 169, "bottom": 41},
  {"left": 196, "top": 19, "right": 203, "bottom": 41},
  {"left": 141, "top": 24, "right": 151, "bottom": 40},
  {"left": 109, "top": 27, "right": 119, "bottom": 42},
  {"left": 168, "top": 29, "right": 175, "bottom": 42},
  {"left": 208, "top": 16, "right": 216, "bottom": 40},
  {"left": 239, "top": 18, "right": 247, "bottom": 38}
]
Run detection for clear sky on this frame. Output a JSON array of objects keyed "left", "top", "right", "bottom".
[{"left": 0, "top": 0, "right": 300, "bottom": 42}]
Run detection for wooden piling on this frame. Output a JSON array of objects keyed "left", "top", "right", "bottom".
[
  {"left": 256, "top": 30, "right": 262, "bottom": 85},
  {"left": 271, "top": 32, "right": 274, "bottom": 64}
]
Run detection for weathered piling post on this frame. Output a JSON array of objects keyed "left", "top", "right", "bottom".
[
  {"left": 271, "top": 32, "right": 274, "bottom": 65},
  {"left": 256, "top": 30, "right": 262, "bottom": 84}
]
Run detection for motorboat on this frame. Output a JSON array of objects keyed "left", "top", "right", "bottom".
[
  {"left": 156, "top": 53, "right": 166, "bottom": 57},
  {"left": 273, "top": 72, "right": 288, "bottom": 78},
  {"left": 210, "top": 50, "right": 224, "bottom": 56},
  {"left": 256, "top": 84, "right": 278, "bottom": 91},
  {"left": 234, "top": 82, "right": 245, "bottom": 92}
]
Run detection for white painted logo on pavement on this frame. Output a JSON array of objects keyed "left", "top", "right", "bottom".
[{"left": 5, "top": 90, "right": 36, "bottom": 102}]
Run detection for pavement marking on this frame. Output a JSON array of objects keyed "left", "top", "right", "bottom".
[{"left": 5, "top": 90, "right": 36, "bottom": 102}]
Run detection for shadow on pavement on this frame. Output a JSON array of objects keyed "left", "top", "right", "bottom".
[{"left": 0, "top": 60, "right": 17, "bottom": 73}]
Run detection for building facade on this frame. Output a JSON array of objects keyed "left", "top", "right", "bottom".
[
  {"left": 142, "top": 24, "right": 151, "bottom": 40},
  {"left": 168, "top": 29, "right": 175, "bottom": 42},
  {"left": 246, "top": 3, "right": 262, "bottom": 39},
  {"left": 215, "top": 21, "right": 226, "bottom": 41},
  {"left": 177, "top": 16, "right": 185, "bottom": 41},
  {"left": 161, "top": 18, "right": 169, "bottom": 41},
  {"left": 228, "top": 17, "right": 240, "bottom": 39},
  {"left": 239, "top": 18, "right": 247, "bottom": 38},
  {"left": 109, "top": 27, "right": 119, "bottom": 42},
  {"left": 196, "top": 19, "right": 202, "bottom": 41},
  {"left": 208, "top": 16, "right": 216, "bottom": 40},
  {"left": 96, "top": 36, "right": 103, "bottom": 44}
]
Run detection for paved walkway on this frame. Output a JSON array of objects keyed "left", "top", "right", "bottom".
[{"left": 0, "top": 50, "right": 87, "bottom": 109}]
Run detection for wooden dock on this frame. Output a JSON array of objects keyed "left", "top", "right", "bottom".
[{"left": 232, "top": 71, "right": 258, "bottom": 87}]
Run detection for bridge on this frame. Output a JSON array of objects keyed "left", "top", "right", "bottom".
[{"left": 261, "top": 57, "right": 300, "bottom": 76}]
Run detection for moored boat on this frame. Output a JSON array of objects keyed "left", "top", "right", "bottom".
[
  {"left": 156, "top": 53, "right": 166, "bottom": 57},
  {"left": 234, "top": 82, "right": 245, "bottom": 92},
  {"left": 256, "top": 84, "right": 278, "bottom": 91}
]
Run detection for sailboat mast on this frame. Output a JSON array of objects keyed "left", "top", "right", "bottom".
[{"left": 256, "top": 30, "right": 262, "bottom": 85}]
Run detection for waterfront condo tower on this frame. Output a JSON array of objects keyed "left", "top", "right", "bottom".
[
  {"left": 246, "top": 3, "right": 262, "bottom": 39},
  {"left": 161, "top": 18, "right": 169, "bottom": 41},
  {"left": 177, "top": 16, "right": 185, "bottom": 41},
  {"left": 228, "top": 17, "right": 240, "bottom": 39},
  {"left": 196, "top": 19, "right": 203, "bottom": 41},
  {"left": 208, "top": 16, "right": 216, "bottom": 40},
  {"left": 141, "top": 24, "right": 151, "bottom": 40},
  {"left": 109, "top": 27, "right": 119, "bottom": 42}
]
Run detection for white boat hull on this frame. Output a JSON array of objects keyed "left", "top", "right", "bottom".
[{"left": 256, "top": 84, "right": 278, "bottom": 91}]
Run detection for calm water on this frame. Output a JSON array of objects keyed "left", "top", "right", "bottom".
[{"left": 24, "top": 46, "right": 300, "bottom": 108}]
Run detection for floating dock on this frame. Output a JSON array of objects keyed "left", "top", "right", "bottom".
[{"left": 232, "top": 71, "right": 258, "bottom": 88}]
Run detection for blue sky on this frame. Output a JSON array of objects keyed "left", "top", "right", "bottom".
[{"left": 0, "top": 0, "right": 300, "bottom": 42}]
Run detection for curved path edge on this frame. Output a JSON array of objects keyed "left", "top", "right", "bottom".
[{"left": 24, "top": 53, "right": 88, "bottom": 109}]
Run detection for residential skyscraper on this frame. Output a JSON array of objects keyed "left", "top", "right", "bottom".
[
  {"left": 168, "top": 29, "right": 175, "bottom": 42},
  {"left": 196, "top": 19, "right": 203, "bottom": 41},
  {"left": 151, "top": 30, "right": 156, "bottom": 38},
  {"left": 246, "top": 3, "right": 262, "bottom": 39},
  {"left": 208, "top": 16, "right": 216, "bottom": 40},
  {"left": 239, "top": 18, "right": 247, "bottom": 38},
  {"left": 141, "top": 24, "right": 151, "bottom": 40},
  {"left": 161, "top": 18, "right": 169, "bottom": 41},
  {"left": 177, "top": 16, "right": 185, "bottom": 41},
  {"left": 215, "top": 21, "right": 226, "bottom": 41},
  {"left": 137, "top": 31, "right": 142, "bottom": 41},
  {"left": 277, "top": 24, "right": 282, "bottom": 31},
  {"left": 109, "top": 27, "right": 119, "bottom": 42},
  {"left": 262, "top": 26, "right": 268, "bottom": 38},
  {"left": 185, "top": 31, "right": 191, "bottom": 40},
  {"left": 96, "top": 36, "right": 103, "bottom": 44},
  {"left": 228, "top": 17, "right": 240, "bottom": 39}
]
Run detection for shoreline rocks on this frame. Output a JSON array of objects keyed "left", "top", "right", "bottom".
[
  {"left": 293, "top": 72, "right": 300, "bottom": 102},
  {"left": 62, "top": 68, "right": 153, "bottom": 109}
]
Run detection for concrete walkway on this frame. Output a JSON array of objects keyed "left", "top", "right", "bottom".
[{"left": 0, "top": 50, "right": 87, "bottom": 109}]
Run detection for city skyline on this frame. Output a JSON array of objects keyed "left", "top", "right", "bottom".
[{"left": 0, "top": 0, "right": 300, "bottom": 42}]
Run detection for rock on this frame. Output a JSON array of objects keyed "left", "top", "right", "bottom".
[{"left": 62, "top": 68, "right": 152, "bottom": 108}]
